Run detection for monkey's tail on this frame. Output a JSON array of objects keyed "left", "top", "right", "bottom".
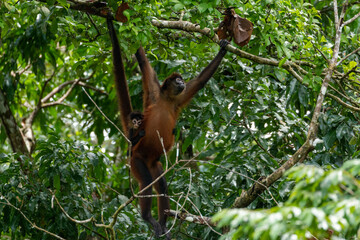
[{"left": 106, "top": 18, "right": 133, "bottom": 135}]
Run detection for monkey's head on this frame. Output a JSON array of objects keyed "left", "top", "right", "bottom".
[
  {"left": 129, "top": 111, "right": 144, "bottom": 129},
  {"left": 162, "top": 73, "right": 185, "bottom": 96}
]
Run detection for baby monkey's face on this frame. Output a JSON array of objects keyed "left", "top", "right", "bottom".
[{"left": 132, "top": 118, "right": 142, "bottom": 129}]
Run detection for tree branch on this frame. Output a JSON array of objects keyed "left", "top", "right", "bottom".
[
  {"left": 150, "top": 17, "right": 352, "bottom": 207},
  {"left": 0, "top": 194, "right": 65, "bottom": 240},
  {"left": 151, "top": 19, "right": 281, "bottom": 66},
  {"left": 0, "top": 88, "right": 30, "bottom": 158},
  {"left": 151, "top": 16, "right": 345, "bottom": 72},
  {"left": 37, "top": 0, "right": 112, "bottom": 18},
  {"left": 233, "top": 140, "right": 314, "bottom": 207},
  {"left": 328, "top": 84, "right": 360, "bottom": 108},
  {"left": 343, "top": 10, "right": 360, "bottom": 26},
  {"left": 21, "top": 71, "right": 100, "bottom": 153},
  {"left": 41, "top": 73, "right": 95, "bottom": 104},
  {"left": 151, "top": 18, "right": 360, "bottom": 116},
  {"left": 233, "top": 0, "right": 347, "bottom": 207},
  {"left": 51, "top": 192, "right": 95, "bottom": 224},
  {"left": 326, "top": 92, "right": 360, "bottom": 112},
  {"left": 337, "top": 47, "right": 360, "bottom": 66},
  {"left": 165, "top": 210, "right": 215, "bottom": 227}
]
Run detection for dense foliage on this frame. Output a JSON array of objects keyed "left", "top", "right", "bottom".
[
  {"left": 214, "top": 160, "right": 360, "bottom": 239},
  {"left": 0, "top": 0, "right": 359, "bottom": 239}
]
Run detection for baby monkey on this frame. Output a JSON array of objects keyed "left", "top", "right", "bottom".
[{"left": 128, "top": 111, "right": 145, "bottom": 146}]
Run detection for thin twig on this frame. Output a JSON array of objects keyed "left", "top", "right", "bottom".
[
  {"left": 240, "top": 116, "right": 277, "bottom": 159},
  {"left": 187, "top": 198, "right": 222, "bottom": 235},
  {"left": 57, "top": 78, "right": 82, "bottom": 103},
  {"left": 82, "top": 87, "right": 129, "bottom": 143},
  {"left": 157, "top": 130, "right": 169, "bottom": 170},
  {"left": 42, "top": 73, "right": 95, "bottom": 103},
  {"left": 341, "top": 65, "right": 359, "bottom": 80},
  {"left": 312, "top": 41, "right": 329, "bottom": 62},
  {"left": 181, "top": 114, "right": 237, "bottom": 170},
  {"left": 0, "top": 194, "right": 66, "bottom": 240},
  {"left": 17, "top": 64, "right": 31, "bottom": 76},
  {"left": 337, "top": 47, "right": 360, "bottom": 66},
  {"left": 180, "top": 159, "right": 279, "bottom": 206},
  {"left": 51, "top": 191, "right": 95, "bottom": 224},
  {"left": 343, "top": 9, "right": 360, "bottom": 26},
  {"left": 80, "top": 223, "right": 107, "bottom": 240},
  {"left": 162, "top": 167, "right": 192, "bottom": 237},
  {"left": 86, "top": 12, "right": 101, "bottom": 41},
  {"left": 328, "top": 84, "right": 360, "bottom": 108},
  {"left": 38, "top": 70, "right": 57, "bottom": 107},
  {"left": 326, "top": 92, "right": 360, "bottom": 112}
]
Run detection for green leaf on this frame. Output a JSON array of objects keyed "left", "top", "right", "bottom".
[
  {"left": 198, "top": 3, "right": 209, "bottom": 13},
  {"left": 278, "top": 58, "right": 287, "bottom": 67},
  {"left": 40, "top": 6, "right": 50, "bottom": 17},
  {"left": 196, "top": 132, "right": 206, "bottom": 150},
  {"left": 174, "top": 3, "right": 184, "bottom": 11},
  {"left": 53, "top": 174, "right": 60, "bottom": 191},
  {"left": 281, "top": 46, "right": 292, "bottom": 58},
  {"left": 56, "top": 0, "right": 70, "bottom": 8},
  {"left": 274, "top": 68, "right": 287, "bottom": 82},
  {"left": 336, "top": 123, "right": 347, "bottom": 141},
  {"left": 304, "top": 41, "right": 312, "bottom": 49},
  {"left": 324, "top": 130, "right": 337, "bottom": 149},
  {"left": 298, "top": 85, "right": 308, "bottom": 106},
  {"left": 349, "top": 136, "right": 357, "bottom": 145},
  {"left": 348, "top": 61, "right": 357, "bottom": 70},
  {"left": 320, "top": 36, "right": 327, "bottom": 43}
]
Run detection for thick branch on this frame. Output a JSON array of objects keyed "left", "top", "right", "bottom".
[
  {"left": 151, "top": 19, "right": 281, "bottom": 66},
  {"left": 37, "top": 0, "right": 111, "bottom": 18},
  {"left": 21, "top": 71, "right": 56, "bottom": 153},
  {"left": 0, "top": 88, "right": 30, "bottom": 157},
  {"left": 165, "top": 210, "right": 215, "bottom": 227},
  {"left": 233, "top": 0, "right": 346, "bottom": 207},
  {"left": 151, "top": 19, "right": 311, "bottom": 74},
  {"left": 327, "top": 92, "right": 360, "bottom": 112},
  {"left": 152, "top": 19, "right": 360, "bottom": 114},
  {"left": 233, "top": 140, "right": 314, "bottom": 208},
  {"left": 151, "top": 17, "right": 356, "bottom": 207},
  {"left": 21, "top": 73, "right": 99, "bottom": 153}
]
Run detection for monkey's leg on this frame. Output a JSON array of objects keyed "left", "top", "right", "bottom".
[
  {"left": 131, "top": 157, "right": 162, "bottom": 237},
  {"left": 150, "top": 161, "right": 171, "bottom": 240}
]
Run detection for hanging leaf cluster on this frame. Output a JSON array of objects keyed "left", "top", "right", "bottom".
[
  {"left": 217, "top": 8, "right": 253, "bottom": 47},
  {"left": 116, "top": 2, "right": 130, "bottom": 23}
]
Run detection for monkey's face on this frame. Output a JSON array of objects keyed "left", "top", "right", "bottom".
[
  {"left": 168, "top": 75, "right": 185, "bottom": 96},
  {"left": 162, "top": 73, "right": 186, "bottom": 97},
  {"left": 173, "top": 77, "right": 185, "bottom": 95},
  {"left": 132, "top": 118, "right": 142, "bottom": 129}
]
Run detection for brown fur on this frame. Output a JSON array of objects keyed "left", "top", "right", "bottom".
[{"left": 107, "top": 17, "right": 228, "bottom": 239}]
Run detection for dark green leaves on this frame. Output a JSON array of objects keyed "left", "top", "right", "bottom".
[
  {"left": 1, "top": 0, "right": 360, "bottom": 239},
  {"left": 214, "top": 161, "right": 360, "bottom": 239}
]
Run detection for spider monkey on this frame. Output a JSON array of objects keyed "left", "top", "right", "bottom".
[
  {"left": 128, "top": 111, "right": 145, "bottom": 146},
  {"left": 107, "top": 18, "right": 229, "bottom": 239}
]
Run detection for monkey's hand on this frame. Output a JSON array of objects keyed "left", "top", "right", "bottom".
[
  {"left": 139, "top": 130, "right": 145, "bottom": 137},
  {"left": 219, "top": 39, "right": 230, "bottom": 49}
]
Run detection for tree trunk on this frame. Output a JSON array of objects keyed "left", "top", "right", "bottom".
[{"left": 0, "top": 88, "right": 29, "bottom": 157}]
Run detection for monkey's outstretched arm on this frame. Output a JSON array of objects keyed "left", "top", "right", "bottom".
[
  {"left": 135, "top": 47, "right": 161, "bottom": 108},
  {"left": 178, "top": 40, "right": 229, "bottom": 107}
]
